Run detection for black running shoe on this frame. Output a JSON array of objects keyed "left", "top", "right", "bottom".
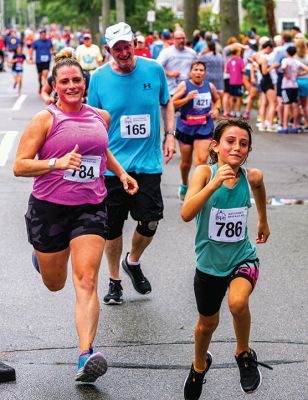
[
  {"left": 235, "top": 348, "right": 273, "bottom": 394},
  {"left": 103, "top": 279, "right": 123, "bottom": 305},
  {"left": 184, "top": 352, "right": 213, "bottom": 400},
  {"left": 121, "top": 253, "right": 151, "bottom": 295}
]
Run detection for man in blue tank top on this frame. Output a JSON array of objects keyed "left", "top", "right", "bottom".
[
  {"left": 29, "top": 29, "right": 53, "bottom": 94},
  {"left": 88, "top": 22, "right": 176, "bottom": 305}
]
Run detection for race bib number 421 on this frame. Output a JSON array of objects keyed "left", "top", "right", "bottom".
[
  {"left": 193, "top": 92, "right": 212, "bottom": 109},
  {"left": 120, "top": 114, "right": 151, "bottom": 138},
  {"left": 63, "top": 155, "right": 101, "bottom": 183},
  {"left": 208, "top": 207, "right": 248, "bottom": 242}
]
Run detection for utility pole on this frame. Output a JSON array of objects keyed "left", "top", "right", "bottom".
[
  {"left": 116, "top": 0, "right": 125, "bottom": 23},
  {"left": 184, "top": 0, "right": 199, "bottom": 41},
  {"left": 102, "top": 0, "right": 110, "bottom": 33},
  {"left": 0, "top": 0, "right": 4, "bottom": 32},
  {"left": 220, "top": 0, "right": 240, "bottom": 46}
]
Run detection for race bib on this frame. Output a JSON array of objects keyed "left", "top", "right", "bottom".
[
  {"left": 63, "top": 155, "right": 101, "bottom": 183},
  {"left": 208, "top": 207, "right": 248, "bottom": 242},
  {"left": 120, "top": 114, "right": 150, "bottom": 139},
  {"left": 193, "top": 92, "right": 212, "bottom": 109},
  {"left": 40, "top": 55, "right": 49, "bottom": 62}
]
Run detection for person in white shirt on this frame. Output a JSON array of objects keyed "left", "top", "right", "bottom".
[
  {"left": 76, "top": 33, "right": 103, "bottom": 78},
  {"left": 157, "top": 30, "right": 197, "bottom": 95},
  {"left": 279, "top": 46, "right": 308, "bottom": 133}
]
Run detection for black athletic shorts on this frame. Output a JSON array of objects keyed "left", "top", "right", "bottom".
[
  {"left": 277, "top": 72, "right": 283, "bottom": 97},
  {"left": 229, "top": 84, "right": 243, "bottom": 97},
  {"left": 260, "top": 77, "right": 274, "bottom": 93},
  {"left": 175, "top": 129, "right": 212, "bottom": 145},
  {"left": 36, "top": 62, "right": 50, "bottom": 73},
  {"left": 224, "top": 78, "right": 230, "bottom": 93},
  {"left": 105, "top": 173, "right": 164, "bottom": 240},
  {"left": 194, "top": 258, "right": 260, "bottom": 316},
  {"left": 25, "top": 194, "right": 108, "bottom": 253},
  {"left": 281, "top": 88, "right": 298, "bottom": 104}
]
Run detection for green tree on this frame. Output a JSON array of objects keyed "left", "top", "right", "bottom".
[
  {"left": 220, "top": 0, "right": 239, "bottom": 45},
  {"left": 241, "top": 0, "right": 268, "bottom": 35},
  {"left": 199, "top": 7, "right": 220, "bottom": 33},
  {"left": 125, "top": 0, "right": 154, "bottom": 32},
  {"left": 37, "top": 0, "right": 101, "bottom": 41},
  {"left": 152, "top": 7, "right": 182, "bottom": 34}
]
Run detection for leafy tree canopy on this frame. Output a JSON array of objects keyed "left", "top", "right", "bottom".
[{"left": 241, "top": 0, "right": 268, "bottom": 35}]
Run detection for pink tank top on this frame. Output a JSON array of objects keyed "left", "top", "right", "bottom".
[{"left": 32, "top": 103, "right": 108, "bottom": 205}]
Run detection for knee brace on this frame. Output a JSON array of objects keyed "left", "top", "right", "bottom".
[{"left": 136, "top": 220, "right": 159, "bottom": 237}]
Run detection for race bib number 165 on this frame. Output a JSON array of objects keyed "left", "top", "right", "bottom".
[{"left": 120, "top": 114, "right": 151, "bottom": 139}]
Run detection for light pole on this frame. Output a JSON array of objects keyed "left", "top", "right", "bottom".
[{"left": 0, "top": 0, "right": 4, "bottom": 32}]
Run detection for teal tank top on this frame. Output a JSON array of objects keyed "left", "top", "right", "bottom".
[{"left": 195, "top": 163, "right": 257, "bottom": 276}]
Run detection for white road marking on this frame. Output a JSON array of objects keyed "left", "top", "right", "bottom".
[
  {"left": 12, "top": 94, "right": 27, "bottom": 111},
  {"left": 0, "top": 131, "right": 18, "bottom": 166}
]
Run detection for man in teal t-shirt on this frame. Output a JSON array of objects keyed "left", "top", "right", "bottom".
[{"left": 88, "top": 22, "right": 176, "bottom": 305}]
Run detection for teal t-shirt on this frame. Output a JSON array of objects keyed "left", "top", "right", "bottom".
[
  {"left": 88, "top": 57, "right": 170, "bottom": 175},
  {"left": 195, "top": 164, "right": 257, "bottom": 276}
]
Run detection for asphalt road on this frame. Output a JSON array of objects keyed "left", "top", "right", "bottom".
[{"left": 0, "top": 63, "right": 307, "bottom": 400}]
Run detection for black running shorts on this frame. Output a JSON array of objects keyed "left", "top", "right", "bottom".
[
  {"left": 25, "top": 194, "right": 108, "bottom": 253},
  {"left": 194, "top": 259, "right": 260, "bottom": 316},
  {"left": 175, "top": 130, "right": 212, "bottom": 145},
  {"left": 229, "top": 84, "right": 243, "bottom": 97},
  {"left": 104, "top": 173, "right": 164, "bottom": 240},
  {"left": 36, "top": 62, "right": 50, "bottom": 73},
  {"left": 281, "top": 88, "right": 298, "bottom": 104}
]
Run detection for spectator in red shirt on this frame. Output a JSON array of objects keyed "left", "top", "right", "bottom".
[{"left": 134, "top": 35, "right": 152, "bottom": 58}]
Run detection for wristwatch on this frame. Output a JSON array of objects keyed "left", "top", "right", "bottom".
[
  {"left": 165, "top": 130, "right": 176, "bottom": 137},
  {"left": 48, "top": 158, "right": 57, "bottom": 170}
]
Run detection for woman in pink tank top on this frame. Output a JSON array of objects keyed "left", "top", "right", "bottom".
[{"left": 14, "top": 52, "right": 138, "bottom": 383}]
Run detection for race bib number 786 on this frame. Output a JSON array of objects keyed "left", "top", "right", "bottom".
[{"left": 208, "top": 207, "right": 248, "bottom": 242}]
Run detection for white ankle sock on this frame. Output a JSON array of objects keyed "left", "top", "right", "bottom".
[{"left": 127, "top": 254, "right": 140, "bottom": 265}]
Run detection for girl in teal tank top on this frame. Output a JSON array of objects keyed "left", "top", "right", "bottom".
[{"left": 181, "top": 119, "right": 272, "bottom": 398}]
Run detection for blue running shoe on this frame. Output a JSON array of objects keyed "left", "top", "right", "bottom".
[
  {"left": 277, "top": 128, "right": 289, "bottom": 134},
  {"left": 32, "top": 251, "right": 40, "bottom": 274},
  {"left": 75, "top": 348, "right": 108, "bottom": 383},
  {"left": 289, "top": 127, "right": 299, "bottom": 134},
  {"left": 178, "top": 184, "right": 188, "bottom": 201}
]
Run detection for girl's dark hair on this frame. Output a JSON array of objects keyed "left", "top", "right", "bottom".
[
  {"left": 52, "top": 48, "right": 83, "bottom": 81},
  {"left": 262, "top": 40, "right": 274, "bottom": 49},
  {"left": 286, "top": 46, "right": 296, "bottom": 57},
  {"left": 209, "top": 118, "right": 253, "bottom": 164},
  {"left": 190, "top": 60, "right": 206, "bottom": 71},
  {"left": 208, "top": 41, "right": 216, "bottom": 55}
]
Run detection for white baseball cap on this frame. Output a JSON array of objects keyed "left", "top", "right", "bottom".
[
  {"left": 105, "top": 22, "right": 134, "bottom": 48},
  {"left": 136, "top": 35, "right": 145, "bottom": 43}
]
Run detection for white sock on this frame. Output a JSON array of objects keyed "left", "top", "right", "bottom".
[{"left": 127, "top": 254, "right": 140, "bottom": 266}]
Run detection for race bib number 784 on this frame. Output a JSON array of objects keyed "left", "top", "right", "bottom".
[
  {"left": 63, "top": 155, "right": 101, "bottom": 183},
  {"left": 208, "top": 207, "right": 248, "bottom": 242}
]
